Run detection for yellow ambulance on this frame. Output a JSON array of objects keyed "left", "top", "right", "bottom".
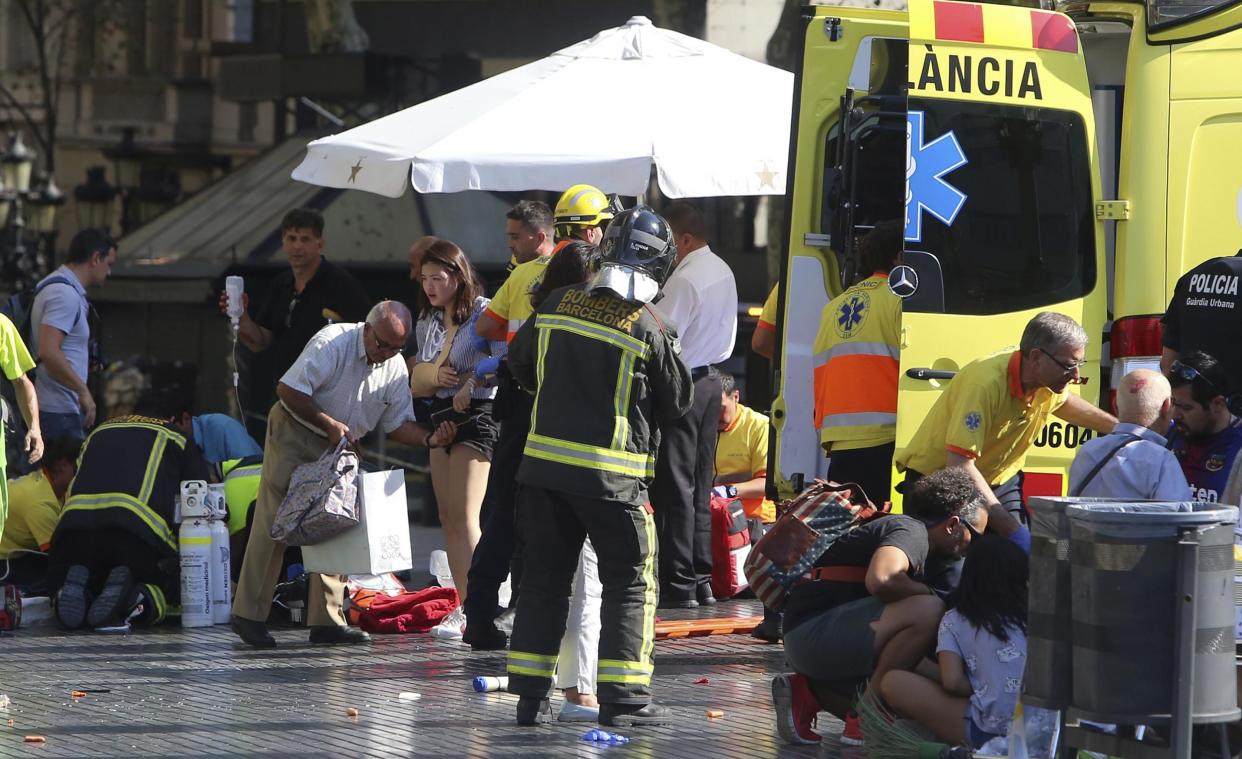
[{"left": 769, "top": 0, "right": 1242, "bottom": 501}]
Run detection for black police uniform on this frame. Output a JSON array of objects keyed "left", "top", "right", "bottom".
[
  {"left": 505, "top": 282, "right": 692, "bottom": 709},
  {"left": 1163, "top": 253, "right": 1242, "bottom": 391}
]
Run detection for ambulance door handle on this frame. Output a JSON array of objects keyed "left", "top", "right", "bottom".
[{"left": 907, "top": 368, "right": 956, "bottom": 381}]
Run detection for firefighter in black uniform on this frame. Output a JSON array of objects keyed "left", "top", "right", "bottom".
[
  {"left": 48, "top": 389, "right": 211, "bottom": 629},
  {"left": 506, "top": 206, "right": 693, "bottom": 727}
]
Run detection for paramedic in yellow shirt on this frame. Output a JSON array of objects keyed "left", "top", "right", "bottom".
[
  {"left": 896, "top": 312, "right": 1116, "bottom": 526},
  {"left": 714, "top": 371, "right": 776, "bottom": 525}
]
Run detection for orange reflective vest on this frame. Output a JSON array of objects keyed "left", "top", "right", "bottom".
[{"left": 812, "top": 273, "right": 901, "bottom": 452}]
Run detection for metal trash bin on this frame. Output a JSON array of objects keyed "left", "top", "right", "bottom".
[
  {"left": 1025, "top": 497, "right": 1164, "bottom": 710},
  {"left": 1067, "top": 502, "right": 1239, "bottom": 725}
]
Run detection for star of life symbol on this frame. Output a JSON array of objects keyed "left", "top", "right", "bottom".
[
  {"left": 836, "top": 292, "right": 869, "bottom": 338},
  {"left": 905, "top": 111, "right": 968, "bottom": 242},
  {"left": 965, "top": 411, "right": 982, "bottom": 431}
]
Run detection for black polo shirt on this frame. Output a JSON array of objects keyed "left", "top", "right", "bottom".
[
  {"left": 1163, "top": 253, "right": 1242, "bottom": 393},
  {"left": 253, "top": 257, "right": 371, "bottom": 380}
]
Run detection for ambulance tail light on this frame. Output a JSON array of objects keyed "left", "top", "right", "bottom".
[{"left": 1109, "top": 315, "right": 1164, "bottom": 412}]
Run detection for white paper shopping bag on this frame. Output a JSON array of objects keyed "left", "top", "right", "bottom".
[{"left": 302, "top": 469, "right": 413, "bottom": 576}]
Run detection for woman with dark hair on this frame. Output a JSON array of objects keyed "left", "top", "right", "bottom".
[
  {"left": 409, "top": 239, "right": 498, "bottom": 638},
  {"left": 530, "top": 241, "right": 601, "bottom": 309},
  {"left": 878, "top": 535, "right": 1029, "bottom": 749}
]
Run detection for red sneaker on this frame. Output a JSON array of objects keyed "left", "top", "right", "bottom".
[
  {"left": 772, "top": 673, "right": 821, "bottom": 744},
  {"left": 840, "top": 710, "right": 865, "bottom": 746}
]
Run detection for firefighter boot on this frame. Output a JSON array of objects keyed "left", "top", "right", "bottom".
[
  {"left": 516, "top": 696, "right": 552, "bottom": 726},
  {"left": 599, "top": 703, "right": 674, "bottom": 727}
]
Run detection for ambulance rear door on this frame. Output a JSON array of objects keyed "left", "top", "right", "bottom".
[
  {"left": 894, "top": 0, "right": 1108, "bottom": 502},
  {"left": 770, "top": 5, "right": 909, "bottom": 498}
]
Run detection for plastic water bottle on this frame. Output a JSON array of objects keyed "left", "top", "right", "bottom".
[{"left": 472, "top": 676, "right": 508, "bottom": 693}]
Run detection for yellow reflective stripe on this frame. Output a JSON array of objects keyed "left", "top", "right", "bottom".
[
  {"left": 63, "top": 492, "right": 176, "bottom": 551},
  {"left": 86, "top": 421, "right": 188, "bottom": 449},
  {"left": 143, "top": 583, "right": 167, "bottom": 623},
  {"left": 224, "top": 464, "right": 262, "bottom": 481},
  {"left": 535, "top": 314, "right": 649, "bottom": 358},
  {"left": 611, "top": 352, "right": 633, "bottom": 449},
  {"left": 598, "top": 673, "right": 652, "bottom": 684},
  {"left": 508, "top": 650, "right": 558, "bottom": 678},
  {"left": 640, "top": 508, "right": 657, "bottom": 672},
  {"left": 137, "top": 434, "right": 168, "bottom": 506},
  {"left": 531, "top": 321, "right": 550, "bottom": 431},
  {"left": 508, "top": 651, "right": 558, "bottom": 664},
  {"left": 524, "top": 434, "right": 655, "bottom": 478},
  {"left": 508, "top": 665, "right": 555, "bottom": 678},
  {"left": 597, "top": 659, "right": 652, "bottom": 674}
]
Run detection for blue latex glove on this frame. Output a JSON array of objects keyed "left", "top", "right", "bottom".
[
  {"left": 466, "top": 311, "right": 490, "bottom": 353},
  {"left": 475, "top": 355, "right": 501, "bottom": 379}
]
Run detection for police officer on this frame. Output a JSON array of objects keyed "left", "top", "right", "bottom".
[
  {"left": 1162, "top": 252, "right": 1242, "bottom": 393},
  {"left": 505, "top": 206, "right": 693, "bottom": 727}
]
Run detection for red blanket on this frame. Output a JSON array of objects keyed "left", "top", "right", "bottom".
[{"left": 353, "top": 586, "right": 460, "bottom": 634}]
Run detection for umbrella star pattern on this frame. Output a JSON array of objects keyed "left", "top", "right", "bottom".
[{"left": 755, "top": 163, "right": 778, "bottom": 190}]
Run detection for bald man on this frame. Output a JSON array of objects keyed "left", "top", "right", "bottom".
[
  {"left": 232, "top": 301, "right": 455, "bottom": 648},
  {"left": 1067, "top": 369, "right": 1189, "bottom": 499}
]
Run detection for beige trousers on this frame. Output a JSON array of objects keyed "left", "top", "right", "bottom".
[{"left": 232, "top": 403, "right": 346, "bottom": 627}]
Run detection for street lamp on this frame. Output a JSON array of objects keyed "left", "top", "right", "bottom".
[
  {"left": 27, "top": 175, "right": 65, "bottom": 235},
  {"left": 73, "top": 166, "right": 118, "bottom": 230},
  {"left": 0, "top": 132, "right": 34, "bottom": 194}
]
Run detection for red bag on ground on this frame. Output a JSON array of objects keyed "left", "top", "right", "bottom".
[
  {"left": 354, "top": 586, "right": 459, "bottom": 634},
  {"left": 0, "top": 584, "right": 20, "bottom": 631},
  {"left": 710, "top": 495, "right": 751, "bottom": 600}
]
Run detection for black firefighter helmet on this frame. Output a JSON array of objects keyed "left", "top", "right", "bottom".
[{"left": 592, "top": 205, "right": 677, "bottom": 304}]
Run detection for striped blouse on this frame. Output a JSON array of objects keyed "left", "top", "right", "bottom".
[{"left": 415, "top": 296, "right": 498, "bottom": 401}]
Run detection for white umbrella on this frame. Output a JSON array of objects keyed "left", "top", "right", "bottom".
[{"left": 291, "top": 16, "right": 792, "bottom": 198}]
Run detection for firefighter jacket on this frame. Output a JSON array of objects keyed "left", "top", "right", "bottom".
[
  {"left": 221, "top": 455, "right": 262, "bottom": 536},
  {"left": 812, "top": 273, "right": 902, "bottom": 452},
  {"left": 55, "top": 416, "right": 211, "bottom": 557},
  {"left": 508, "top": 283, "right": 694, "bottom": 505}
]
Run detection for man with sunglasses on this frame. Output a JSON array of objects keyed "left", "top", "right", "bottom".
[
  {"left": 896, "top": 312, "right": 1116, "bottom": 532},
  {"left": 231, "top": 301, "right": 456, "bottom": 648},
  {"left": 1165, "top": 351, "right": 1242, "bottom": 503},
  {"left": 775, "top": 468, "right": 987, "bottom": 746}
]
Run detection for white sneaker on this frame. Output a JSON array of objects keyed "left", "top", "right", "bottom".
[
  {"left": 430, "top": 606, "right": 467, "bottom": 640},
  {"left": 429, "top": 550, "right": 455, "bottom": 589}
]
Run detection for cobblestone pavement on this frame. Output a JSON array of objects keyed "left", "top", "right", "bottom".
[{"left": 0, "top": 529, "right": 862, "bottom": 758}]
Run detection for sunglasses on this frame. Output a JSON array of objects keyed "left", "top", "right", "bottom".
[
  {"left": 961, "top": 518, "right": 983, "bottom": 540},
  {"left": 369, "top": 325, "right": 403, "bottom": 353},
  {"left": 1169, "top": 360, "right": 1218, "bottom": 391},
  {"left": 1035, "top": 347, "right": 1087, "bottom": 374}
]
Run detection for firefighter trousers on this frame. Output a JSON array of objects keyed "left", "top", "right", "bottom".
[{"left": 507, "top": 485, "right": 658, "bottom": 705}]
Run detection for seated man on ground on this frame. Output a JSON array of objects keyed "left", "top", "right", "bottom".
[
  {"left": 1068, "top": 369, "right": 1188, "bottom": 499},
  {"left": 0, "top": 437, "right": 80, "bottom": 595},
  {"left": 47, "top": 388, "right": 210, "bottom": 630},
  {"left": 878, "top": 535, "right": 1029, "bottom": 751},
  {"left": 772, "top": 467, "right": 987, "bottom": 746},
  {"left": 712, "top": 371, "right": 781, "bottom": 639}
]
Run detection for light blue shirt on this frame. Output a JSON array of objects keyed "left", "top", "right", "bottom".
[
  {"left": 192, "top": 414, "right": 262, "bottom": 464},
  {"left": 1068, "top": 422, "right": 1189, "bottom": 500},
  {"left": 30, "top": 266, "right": 89, "bottom": 414}
]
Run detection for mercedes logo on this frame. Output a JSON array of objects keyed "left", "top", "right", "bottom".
[{"left": 888, "top": 265, "right": 919, "bottom": 299}]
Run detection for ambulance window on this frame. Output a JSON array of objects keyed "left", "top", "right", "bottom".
[{"left": 906, "top": 100, "right": 1095, "bottom": 316}]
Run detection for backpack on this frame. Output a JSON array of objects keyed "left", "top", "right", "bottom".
[
  {"left": 0, "top": 273, "right": 83, "bottom": 352},
  {"left": 743, "top": 480, "right": 888, "bottom": 611},
  {"left": 710, "top": 495, "right": 751, "bottom": 600}
]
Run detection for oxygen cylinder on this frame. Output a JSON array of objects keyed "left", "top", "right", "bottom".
[
  {"left": 209, "top": 517, "right": 231, "bottom": 624},
  {"left": 180, "top": 517, "right": 213, "bottom": 628}
]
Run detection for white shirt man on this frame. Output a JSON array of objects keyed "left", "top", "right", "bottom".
[{"left": 650, "top": 201, "right": 739, "bottom": 608}]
